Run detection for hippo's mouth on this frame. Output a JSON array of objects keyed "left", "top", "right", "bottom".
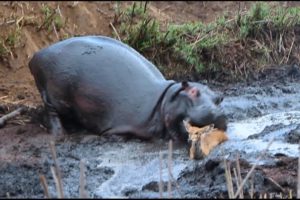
[
  {"left": 186, "top": 108, "right": 228, "bottom": 132},
  {"left": 183, "top": 119, "right": 215, "bottom": 135}
]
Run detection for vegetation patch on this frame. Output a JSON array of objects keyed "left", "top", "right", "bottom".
[
  {"left": 0, "top": 20, "right": 23, "bottom": 61},
  {"left": 113, "top": 2, "right": 300, "bottom": 82},
  {"left": 0, "top": 3, "right": 66, "bottom": 63},
  {"left": 39, "top": 5, "right": 65, "bottom": 32}
]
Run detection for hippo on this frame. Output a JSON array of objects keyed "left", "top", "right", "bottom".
[{"left": 29, "top": 36, "right": 227, "bottom": 142}]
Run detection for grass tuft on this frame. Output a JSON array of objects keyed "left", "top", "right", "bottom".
[{"left": 39, "top": 5, "right": 65, "bottom": 32}]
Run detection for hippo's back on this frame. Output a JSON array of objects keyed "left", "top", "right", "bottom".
[
  {"left": 29, "top": 36, "right": 174, "bottom": 133},
  {"left": 30, "top": 36, "right": 166, "bottom": 81}
]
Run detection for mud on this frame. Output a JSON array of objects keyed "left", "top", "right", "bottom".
[{"left": 1, "top": 65, "right": 300, "bottom": 198}]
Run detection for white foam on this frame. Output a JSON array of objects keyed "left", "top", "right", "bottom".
[{"left": 227, "top": 111, "right": 300, "bottom": 140}]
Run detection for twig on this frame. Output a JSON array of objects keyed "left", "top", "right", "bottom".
[
  {"left": 0, "top": 19, "right": 16, "bottom": 26},
  {"left": 233, "top": 138, "right": 274, "bottom": 198},
  {"left": 0, "top": 107, "right": 24, "bottom": 128},
  {"left": 165, "top": 140, "right": 184, "bottom": 198},
  {"left": 233, "top": 168, "right": 239, "bottom": 195},
  {"left": 222, "top": 148, "right": 233, "bottom": 199},
  {"left": 56, "top": 5, "right": 63, "bottom": 18},
  {"left": 159, "top": 151, "right": 163, "bottom": 198},
  {"left": 39, "top": 174, "right": 51, "bottom": 198},
  {"left": 289, "top": 189, "right": 293, "bottom": 199},
  {"left": 1, "top": 99, "right": 26, "bottom": 105},
  {"left": 297, "top": 143, "right": 300, "bottom": 198},
  {"left": 236, "top": 154, "right": 244, "bottom": 198},
  {"left": 286, "top": 31, "right": 295, "bottom": 63},
  {"left": 0, "top": 95, "right": 8, "bottom": 100},
  {"left": 224, "top": 159, "right": 234, "bottom": 198},
  {"left": 168, "top": 168, "right": 183, "bottom": 198},
  {"left": 16, "top": 16, "right": 24, "bottom": 28},
  {"left": 71, "top": 1, "right": 79, "bottom": 8},
  {"left": 191, "top": 32, "right": 202, "bottom": 50},
  {"left": 266, "top": 177, "right": 284, "bottom": 192},
  {"left": 279, "top": 33, "right": 283, "bottom": 54},
  {"left": 38, "top": 11, "right": 56, "bottom": 31},
  {"left": 96, "top": 8, "right": 112, "bottom": 17},
  {"left": 168, "top": 140, "right": 172, "bottom": 198},
  {"left": 49, "top": 141, "right": 64, "bottom": 198},
  {"left": 237, "top": 2, "right": 241, "bottom": 26},
  {"left": 52, "top": 21, "right": 59, "bottom": 40},
  {"left": 249, "top": 174, "right": 254, "bottom": 199},
  {"left": 160, "top": 5, "right": 171, "bottom": 13},
  {"left": 143, "top": 1, "right": 148, "bottom": 13},
  {"left": 109, "top": 22, "right": 121, "bottom": 41},
  {"left": 79, "top": 159, "right": 89, "bottom": 198},
  {"left": 252, "top": 19, "right": 273, "bottom": 24},
  {"left": 131, "top": 2, "right": 136, "bottom": 21},
  {"left": 51, "top": 166, "right": 63, "bottom": 198}
]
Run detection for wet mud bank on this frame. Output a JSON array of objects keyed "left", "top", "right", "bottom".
[{"left": 1, "top": 65, "right": 300, "bottom": 198}]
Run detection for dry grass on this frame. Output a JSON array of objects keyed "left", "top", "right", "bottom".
[
  {"left": 158, "top": 140, "right": 183, "bottom": 198},
  {"left": 79, "top": 159, "right": 89, "bottom": 198},
  {"left": 297, "top": 144, "right": 300, "bottom": 199},
  {"left": 159, "top": 151, "right": 163, "bottom": 198},
  {"left": 49, "top": 140, "right": 64, "bottom": 198},
  {"left": 39, "top": 174, "right": 50, "bottom": 198},
  {"left": 223, "top": 138, "right": 297, "bottom": 199},
  {"left": 0, "top": 107, "right": 24, "bottom": 128}
]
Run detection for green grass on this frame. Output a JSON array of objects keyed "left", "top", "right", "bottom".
[
  {"left": 116, "top": 2, "right": 161, "bottom": 51},
  {"left": 40, "top": 5, "right": 64, "bottom": 32},
  {"left": 0, "top": 26, "right": 22, "bottom": 58},
  {"left": 113, "top": 2, "right": 300, "bottom": 81},
  {"left": 0, "top": 40, "right": 8, "bottom": 56}
]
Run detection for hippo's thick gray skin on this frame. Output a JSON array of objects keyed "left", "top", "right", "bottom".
[{"left": 29, "top": 36, "right": 227, "bottom": 142}]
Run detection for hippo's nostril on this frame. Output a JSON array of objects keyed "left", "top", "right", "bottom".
[{"left": 214, "top": 96, "right": 224, "bottom": 105}]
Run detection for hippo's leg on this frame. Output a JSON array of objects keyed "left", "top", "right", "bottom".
[
  {"left": 41, "top": 90, "right": 65, "bottom": 136},
  {"left": 103, "top": 125, "right": 153, "bottom": 140},
  {"left": 167, "top": 126, "right": 189, "bottom": 143},
  {"left": 164, "top": 114, "right": 189, "bottom": 143}
]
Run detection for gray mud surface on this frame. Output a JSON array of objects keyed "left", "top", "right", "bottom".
[{"left": 1, "top": 65, "right": 300, "bottom": 198}]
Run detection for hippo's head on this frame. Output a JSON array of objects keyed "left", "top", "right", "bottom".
[{"left": 161, "top": 81, "right": 227, "bottom": 142}]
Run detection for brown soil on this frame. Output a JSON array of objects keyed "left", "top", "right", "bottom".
[{"left": 1, "top": 1, "right": 300, "bottom": 198}]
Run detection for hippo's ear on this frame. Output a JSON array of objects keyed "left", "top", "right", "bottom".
[
  {"left": 170, "top": 81, "right": 190, "bottom": 101},
  {"left": 181, "top": 81, "right": 189, "bottom": 89},
  {"left": 170, "top": 81, "right": 200, "bottom": 102},
  {"left": 181, "top": 81, "right": 200, "bottom": 99}
]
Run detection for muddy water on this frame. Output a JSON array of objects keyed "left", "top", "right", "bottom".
[
  {"left": 88, "top": 74, "right": 300, "bottom": 198},
  {"left": 218, "top": 79, "right": 300, "bottom": 162},
  {"left": 1, "top": 68, "right": 300, "bottom": 198}
]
